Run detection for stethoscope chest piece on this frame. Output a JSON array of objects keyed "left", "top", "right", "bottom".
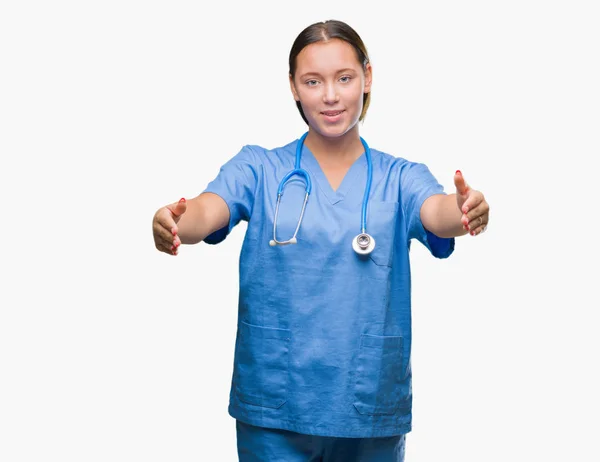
[{"left": 352, "top": 233, "right": 376, "bottom": 256}]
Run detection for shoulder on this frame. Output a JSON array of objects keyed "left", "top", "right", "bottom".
[
  {"left": 233, "top": 139, "right": 299, "bottom": 171},
  {"left": 370, "top": 147, "right": 429, "bottom": 174},
  {"left": 238, "top": 139, "right": 297, "bottom": 161}
]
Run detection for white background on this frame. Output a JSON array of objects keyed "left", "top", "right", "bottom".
[{"left": 1, "top": 1, "right": 598, "bottom": 461}]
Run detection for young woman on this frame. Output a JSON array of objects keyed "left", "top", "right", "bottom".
[{"left": 152, "top": 19, "right": 489, "bottom": 462}]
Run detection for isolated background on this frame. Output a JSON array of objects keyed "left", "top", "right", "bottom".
[{"left": 1, "top": 1, "right": 598, "bottom": 461}]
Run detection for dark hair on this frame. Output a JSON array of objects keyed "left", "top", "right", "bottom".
[{"left": 289, "top": 19, "right": 371, "bottom": 125}]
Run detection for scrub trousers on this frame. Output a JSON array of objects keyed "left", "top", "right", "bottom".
[{"left": 236, "top": 420, "right": 406, "bottom": 462}]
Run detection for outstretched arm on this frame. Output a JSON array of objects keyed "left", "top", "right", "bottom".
[{"left": 420, "top": 170, "right": 490, "bottom": 239}]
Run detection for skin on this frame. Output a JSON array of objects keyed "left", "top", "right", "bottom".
[
  {"left": 288, "top": 39, "right": 372, "bottom": 192},
  {"left": 152, "top": 38, "right": 490, "bottom": 255}
]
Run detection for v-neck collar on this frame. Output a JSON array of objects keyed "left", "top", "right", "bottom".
[{"left": 300, "top": 143, "right": 366, "bottom": 206}]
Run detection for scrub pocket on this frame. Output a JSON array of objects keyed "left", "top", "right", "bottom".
[
  {"left": 367, "top": 202, "right": 399, "bottom": 268},
  {"left": 354, "top": 334, "right": 404, "bottom": 415},
  {"left": 235, "top": 321, "right": 290, "bottom": 409}
]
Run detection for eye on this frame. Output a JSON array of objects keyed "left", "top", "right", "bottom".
[
  {"left": 339, "top": 75, "right": 352, "bottom": 83},
  {"left": 305, "top": 79, "right": 319, "bottom": 87}
]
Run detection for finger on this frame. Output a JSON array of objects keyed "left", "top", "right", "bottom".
[
  {"left": 470, "top": 215, "right": 485, "bottom": 230},
  {"left": 153, "top": 219, "right": 177, "bottom": 246},
  {"left": 155, "top": 207, "right": 179, "bottom": 236},
  {"left": 463, "top": 214, "right": 487, "bottom": 233},
  {"left": 155, "top": 240, "right": 179, "bottom": 255},
  {"left": 468, "top": 221, "right": 487, "bottom": 236},
  {"left": 465, "top": 203, "right": 489, "bottom": 226},
  {"left": 155, "top": 232, "right": 179, "bottom": 253},
  {"left": 454, "top": 170, "right": 470, "bottom": 196},
  {"left": 461, "top": 191, "right": 486, "bottom": 215}
]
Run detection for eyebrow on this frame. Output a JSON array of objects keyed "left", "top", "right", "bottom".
[{"left": 298, "top": 68, "right": 358, "bottom": 80}]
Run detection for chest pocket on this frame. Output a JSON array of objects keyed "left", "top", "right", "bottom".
[{"left": 366, "top": 201, "right": 399, "bottom": 268}]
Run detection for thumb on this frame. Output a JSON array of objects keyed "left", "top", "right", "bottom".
[
  {"left": 454, "top": 170, "right": 470, "bottom": 197},
  {"left": 168, "top": 197, "right": 187, "bottom": 220}
]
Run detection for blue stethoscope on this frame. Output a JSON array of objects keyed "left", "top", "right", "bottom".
[{"left": 269, "top": 131, "right": 376, "bottom": 256}]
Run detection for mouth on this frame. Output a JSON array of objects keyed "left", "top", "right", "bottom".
[{"left": 321, "top": 110, "right": 345, "bottom": 116}]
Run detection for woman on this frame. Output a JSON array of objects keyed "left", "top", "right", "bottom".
[{"left": 152, "top": 19, "right": 489, "bottom": 462}]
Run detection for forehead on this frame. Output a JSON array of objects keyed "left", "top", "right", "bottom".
[{"left": 295, "top": 38, "right": 361, "bottom": 74}]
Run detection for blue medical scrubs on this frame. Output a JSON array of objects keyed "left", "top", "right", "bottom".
[
  {"left": 236, "top": 419, "right": 405, "bottom": 461},
  {"left": 202, "top": 136, "right": 454, "bottom": 455}
]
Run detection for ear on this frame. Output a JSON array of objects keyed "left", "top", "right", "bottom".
[
  {"left": 363, "top": 63, "right": 373, "bottom": 94},
  {"left": 289, "top": 74, "right": 300, "bottom": 101}
]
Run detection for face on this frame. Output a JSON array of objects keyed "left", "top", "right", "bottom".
[{"left": 290, "top": 38, "right": 372, "bottom": 139}]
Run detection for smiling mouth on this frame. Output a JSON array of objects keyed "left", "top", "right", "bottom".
[{"left": 322, "top": 110, "right": 344, "bottom": 116}]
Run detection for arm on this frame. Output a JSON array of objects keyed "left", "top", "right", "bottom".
[
  {"left": 420, "top": 170, "right": 490, "bottom": 239},
  {"left": 175, "top": 192, "right": 230, "bottom": 244}
]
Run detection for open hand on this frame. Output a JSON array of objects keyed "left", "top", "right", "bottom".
[
  {"left": 152, "top": 198, "right": 187, "bottom": 255},
  {"left": 454, "top": 171, "right": 489, "bottom": 236}
]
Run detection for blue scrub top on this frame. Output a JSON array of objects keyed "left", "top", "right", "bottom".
[{"left": 202, "top": 136, "right": 454, "bottom": 438}]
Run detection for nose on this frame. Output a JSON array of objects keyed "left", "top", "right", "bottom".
[{"left": 322, "top": 82, "right": 339, "bottom": 104}]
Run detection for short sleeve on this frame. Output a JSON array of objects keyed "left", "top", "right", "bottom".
[
  {"left": 400, "top": 161, "right": 455, "bottom": 259},
  {"left": 201, "top": 145, "right": 261, "bottom": 245}
]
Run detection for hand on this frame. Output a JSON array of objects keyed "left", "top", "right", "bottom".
[
  {"left": 152, "top": 198, "right": 187, "bottom": 255},
  {"left": 454, "top": 170, "right": 489, "bottom": 236}
]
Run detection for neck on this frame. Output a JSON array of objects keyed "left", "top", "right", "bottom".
[{"left": 304, "top": 127, "right": 364, "bottom": 164}]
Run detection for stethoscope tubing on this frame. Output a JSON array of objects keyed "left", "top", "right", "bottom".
[{"left": 270, "top": 131, "right": 374, "bottom": 251}]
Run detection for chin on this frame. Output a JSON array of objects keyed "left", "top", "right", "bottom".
[
  {"left": 313, "top": 122, "right": 358, "bottom": 139},
  {"left": 310, "top": 119, "right": 356, "bottom": 138}
]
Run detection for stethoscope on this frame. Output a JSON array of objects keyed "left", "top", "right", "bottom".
[{"left": 269, "top": 131, "right": 376, "bottom": 256}]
